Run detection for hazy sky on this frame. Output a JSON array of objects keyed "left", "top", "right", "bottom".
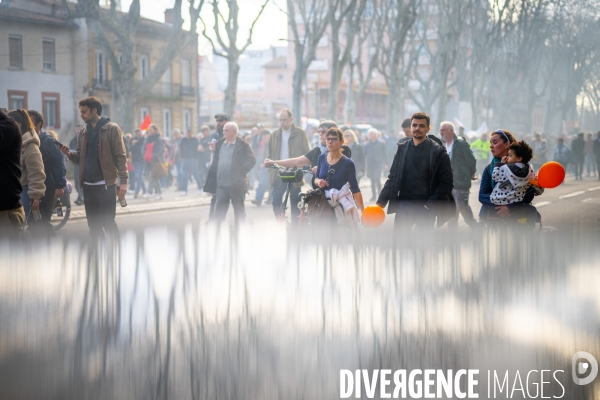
[{"left": 121, "top": 0, "right": 289, "bottom": 56}]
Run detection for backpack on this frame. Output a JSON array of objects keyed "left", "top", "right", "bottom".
[{"left": 144, "top": 141, "right": 155, "bottom": 164}]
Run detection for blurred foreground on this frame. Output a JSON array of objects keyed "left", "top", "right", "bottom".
[{"left": 1, "top": 224, "right": 599, "bottom": 399}]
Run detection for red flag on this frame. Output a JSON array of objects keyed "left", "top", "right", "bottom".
[{"left": 140, "top": 114, "right": 151, "bottom": 130}]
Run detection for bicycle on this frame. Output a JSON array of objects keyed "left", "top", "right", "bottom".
[
  {"left": 266, "top": 164, "right": 313, "bottom": 226},
  {"left": 50, "top": 182, "right": 72, "bottom": 230}
]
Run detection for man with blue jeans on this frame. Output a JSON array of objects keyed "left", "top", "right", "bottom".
[
  {"left": 180, "top": 127, "right": 202, "bottom": 195},
  {"left": 266, "top": 109, "right": 310, "bottom": 224},
  {"left": 131, "top": 129, "right": 147, "bottom": 198}
]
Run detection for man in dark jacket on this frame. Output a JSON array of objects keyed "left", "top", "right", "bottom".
[
  {"left": 364, "top": 129, "right": 388, "bottom": 201},
  {"left": 131, "top": 129, "right": 147, "bottom": 198},
  {"left": 180, "top": 127, "right": 202, "bottom": 195},
  {"left": 377, "top": 112, "right": 454, "bottom": 229},
  {"left": 0, "top": 108, "right": 25, "bottom": 239},
  {"left": 28, "top": 110, "right": 67, "bottom": 236},
  {"left": 204, "top": 122, "right": 256, "bottom": 224},
  {"left": 440, "top": 121, "right": 477, "bottom": 229},
  {"left": 571, "top": 133, "right": 585, "bottom": 180}
]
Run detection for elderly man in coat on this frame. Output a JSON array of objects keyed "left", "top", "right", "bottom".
[{"left": 204, "top": 122, "right": 256, "bottom": 224}]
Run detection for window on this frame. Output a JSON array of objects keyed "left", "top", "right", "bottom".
[
  {"left": 181, "top": 59, "right": 191, "bottom": 87},
  {"left": 96, "top": 51, "right": 106, "bottom": 84},
  {"left": 277, "top": 74, "right": 284, "bottom": 82},
  {"left": 140, "top": 107, "right": 149, "bottom": 125},
  {"left": 9, "top": 35, "right": 22, "bottom": 68},
  {"left": 118, "top": 52, "right": 123, "bottom": 65},
  {"left": 183, "top": 109, "right": 191, "bottom": 130},
  {"left": 8, "top": 90, "right": 28, "bottom": 109},
  {"left": 140, "top": 55, "right": 149, "bottom": 80},
  {"left": 163, "top": 108, "right": 171, "bottom": 137},
  {"left": 43, "top": 38, "right": 55, "bottom": 71},
  {"left": 42, "top": 92, "right": 60, "bottom": 129}
]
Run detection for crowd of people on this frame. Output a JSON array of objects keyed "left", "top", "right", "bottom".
[{"left": 3, "top": 95, "right": 600, "bottom": 239}]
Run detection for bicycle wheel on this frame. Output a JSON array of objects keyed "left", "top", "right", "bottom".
[{"left": 52, "top": 190, "right": 71, "bottom": 230}]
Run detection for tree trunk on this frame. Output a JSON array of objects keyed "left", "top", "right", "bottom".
[
  {"left": 343, "top": 66, "right": 356, "bottom": 124},
  {"left": 327, "top": 67, "right": 342, "bottom": 120},
  {"left": 223, "top": 58, "right": 240, "bottom": 118}
]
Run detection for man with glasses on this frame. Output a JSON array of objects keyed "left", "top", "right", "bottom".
[{"left": 265, "top": 109, "right": 310, "bottom": 225}]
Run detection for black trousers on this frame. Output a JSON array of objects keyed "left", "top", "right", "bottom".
[
  {"left": 28, "top": 187, "right": 57, "bottom": 237},
  {"left": 394, "top": 201, "right": 436, "bottom": 230},
  {"left": 83, "top": 184, "right": 119, "bottom": 238},
  {"left": 214, "top": 186, "right": 246, "bottom": 223}
]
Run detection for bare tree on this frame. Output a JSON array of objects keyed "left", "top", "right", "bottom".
[
  {"left": 325, "top": 0, "right": 368, "bottom": 120},
  {"left": 201, "top": 0, "right": 269, "bottom": 118},
  {"left": 287, "top": 0, "right": 338, "bottom": 120},
  {"left": 62, "top": 0, "right": 204, "bottom": 134},
  {"left": 541, "top": 5, "right": 600, "bottom": 132},
  {"left": 405, "top": 0, "right": 473, "bottom": 128},
  {"left": 343, "top": 0, "right": 388, "bottom": 125},
  {"left": 454, "top": 0, "right": 513, "bottom": 128},
  {"left": 376, "top": 0, "right": 418, "bottom": 133}
]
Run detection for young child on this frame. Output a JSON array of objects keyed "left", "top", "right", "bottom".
[{"left": 490, "top": 140, "right": 544, "bottom": 206}]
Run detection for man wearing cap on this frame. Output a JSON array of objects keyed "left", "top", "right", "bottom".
[{"left": 180, "top": 127, "right": 202, "bottom": 195}]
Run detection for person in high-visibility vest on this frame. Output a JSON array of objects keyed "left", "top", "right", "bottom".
[{"left": 470, "top": 132, "right": 491, "bottom": 178}]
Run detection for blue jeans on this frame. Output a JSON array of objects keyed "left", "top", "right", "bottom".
[
  {"left": 133, "top": 161, "right": 147, "bottom": 195},
  {"left": 254, "top": 167, "right": 271, "bottom": 205},
  {"left": 21, "top": 185, "right": 31, "bottom": 218},
  {"left": 181, "top": 158, "right": 202, "bottom": 192}
]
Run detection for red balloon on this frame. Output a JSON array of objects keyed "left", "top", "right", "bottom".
[
  {"left": 362, "top": 205, "right": 385, "bottom": 227},
  {"left": 537, "top": 161, "right": 565, "bottom": 188}
]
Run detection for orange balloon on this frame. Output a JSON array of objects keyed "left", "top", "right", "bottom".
[
  {"left": 362, "top": 205, "right": 385, "bottom": 227},
  {"left": 537, "top": 161, "right": 565, "bottom": 188}
]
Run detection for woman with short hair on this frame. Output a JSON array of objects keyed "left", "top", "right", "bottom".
[{"left": 314, "top": 128, "right": 364, "bottom": 225}]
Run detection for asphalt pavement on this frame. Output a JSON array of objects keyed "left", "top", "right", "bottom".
[{"left": 56, "top": 173, "right": 600, "bottom": 238}]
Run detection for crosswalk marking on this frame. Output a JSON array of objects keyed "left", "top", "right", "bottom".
[
  {"left": 559, "top": 191, "right": 586, "bottom": 199},
  {"left": 535, "top": 201, "right": 551, "bottom": 208}
]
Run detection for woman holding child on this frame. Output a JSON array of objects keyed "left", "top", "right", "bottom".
[{"left": 478, "top": 129, "right": 543, "bottom": 228}]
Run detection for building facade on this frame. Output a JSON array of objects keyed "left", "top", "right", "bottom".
[
  {"left": 1, "top": 0, "right": 199, "bottom": 140},
  {"left": 0, "top": 0, "right": 77, "bottom": 138}
]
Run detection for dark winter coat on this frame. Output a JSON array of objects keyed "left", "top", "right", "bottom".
[
  {"left": 0, "top": 109, "right": 23, "bottom": 211},
  {"left": 377, "top": 137, "right": 455, "bottom": 226},
  {"left": 478, "top": 158, "right": 536, "bottom": 220},
  {"left": 39, "top": 132, "right": 67, "bottom": 190},
  {"left": 448, "top": 134, "right": 476, "bottom": 190},
  {"left": 203, "top": 137, "right": 256, "bottom": 194}
]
